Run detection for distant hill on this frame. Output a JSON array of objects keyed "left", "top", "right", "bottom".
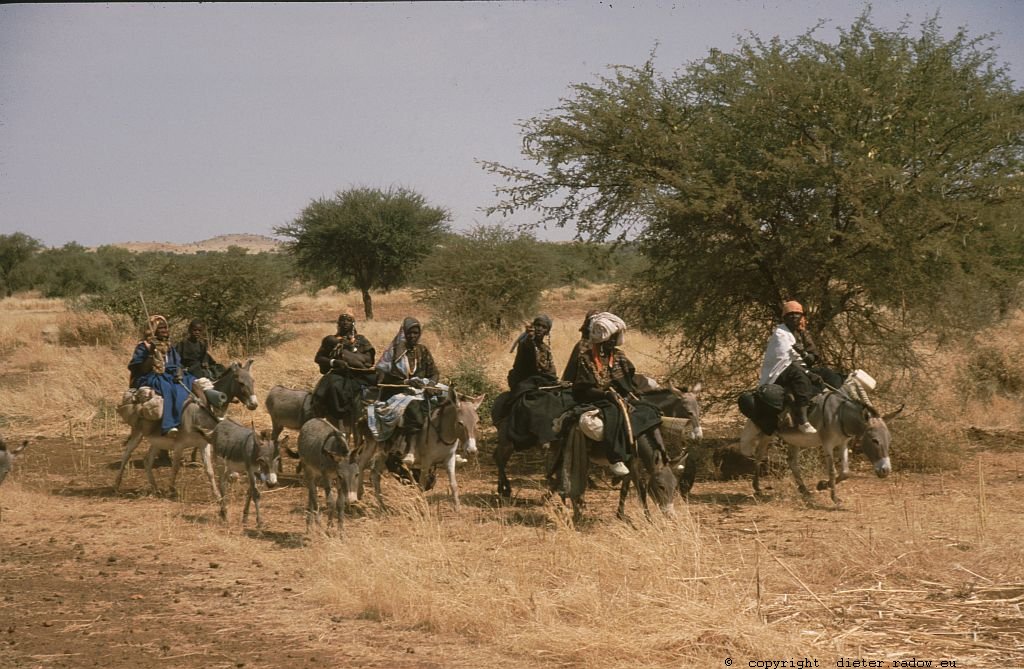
[{"left": 105, "top": 234, "right": 283, "bottom": 254}]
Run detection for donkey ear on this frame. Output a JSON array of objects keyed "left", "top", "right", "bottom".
[
  {"left": 691, "top": 382, "right": 702, "bottom": 395},
  {"left": 472, "top": 394, "right": 485, "bottom": 409},
  {"left": 244, "top": 358, "right": 254, "bottom": 370}
]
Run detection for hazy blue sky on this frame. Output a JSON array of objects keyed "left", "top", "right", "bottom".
[{"left": 2, "top": 1, "right": 1022, "bottom": 248}]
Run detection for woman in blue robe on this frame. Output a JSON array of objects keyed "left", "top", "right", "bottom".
[{"left": 128, "top": 315, "right": 196, "bottom": 435}]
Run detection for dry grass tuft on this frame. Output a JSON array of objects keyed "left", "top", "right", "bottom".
[
  {"left": 308, "top": 507, "right": 806, "bottom": 666},
  {"left": 960, "top": 310, "right": 1024, "bottom": 399},
  {"left": 57, "top": 310, "right": 131, "bottom": 348}
]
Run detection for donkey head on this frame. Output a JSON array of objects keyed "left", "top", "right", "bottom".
[
  {"left": 447, "top": 392, "right": 485, "bottom": 455},
  {"left": 860, "top": 404, "right": 904, "bottom": 478},
  {"left": 216, "top": 359, "right": 259, "bottom": 411},
  {"left": 668, "top": 381, "right": 704, "bottom": 441},
  {"left": 255, "top": 429, "right": 279, "bottom": 488}
]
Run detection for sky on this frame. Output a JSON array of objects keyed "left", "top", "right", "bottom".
[{"left": 2, "top": 1, "right": 1023, "bottom": 248}]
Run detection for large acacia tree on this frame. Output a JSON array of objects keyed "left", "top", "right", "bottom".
[
  {"left": 276, "top": 187, "right": 450, "bottom": 319},
  {"left": 484, "top": 12, "right": 1024, "bottom": 382}
]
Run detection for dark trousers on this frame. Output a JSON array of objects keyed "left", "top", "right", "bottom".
[{"left": 776, "top": 363, "right": 815, "bottom": 407}]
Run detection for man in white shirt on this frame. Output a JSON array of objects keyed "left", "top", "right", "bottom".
[{"left": 759, "top": 300, "right": 819, "bottom": 434}]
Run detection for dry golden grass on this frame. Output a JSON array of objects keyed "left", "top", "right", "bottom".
[{"left": 2, "top": 290, "right": 1023, "bottom": 668}]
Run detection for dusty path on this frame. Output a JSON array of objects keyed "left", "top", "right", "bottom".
[{"left": 0, "top": 436, "right": 532, "bottom": 669}]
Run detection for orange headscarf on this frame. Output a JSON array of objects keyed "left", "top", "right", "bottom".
[{"left": 781, "top": 301, "right": 804, "bottom": 317}]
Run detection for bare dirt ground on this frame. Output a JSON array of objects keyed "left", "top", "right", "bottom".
[
  {"left": 0, "top": 435, "right": 539, "bottom": 669},
  {"left": 2, "top": 431, "right": 1023, "bottom": 668}
]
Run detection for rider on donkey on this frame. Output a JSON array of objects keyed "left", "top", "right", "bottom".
[
  {"left": 175, "top": 319, "right": 223, "bottom": 381},
  {"left": 507, "top": 314, "right": 557, "bottom": 391},
  {"left": 311, "top": 310, "right": 376, "bottom": 428},
  {"left": 560, "top": 309, "right": 600, "bottom": 384},
  {"left": 567, "top": 312, "right": 662, "bottom": 477},
  {"left": 128, "top": 315, "right": 196, "bottom": 436},
  {"left": 375, "top": 317, "right": 440, "bottom": 465},
  {"left": 758, "top": 300, "right": 823, "bottom": 434}
]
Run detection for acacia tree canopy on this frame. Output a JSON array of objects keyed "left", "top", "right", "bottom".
[
  {"left": 483, "top": 12, "right": 1024, "bottom": 382},
  {"left": 276, "top": 187, "right": 450, "bottom": 319}
]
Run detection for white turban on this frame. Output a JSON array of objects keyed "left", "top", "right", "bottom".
[{"left": 588, "top": 312, "right": 626, "bottom": 346}]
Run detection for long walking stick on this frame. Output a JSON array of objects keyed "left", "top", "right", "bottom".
[{"left": 610, "top": 389, "right": 637, "bottom": 458}]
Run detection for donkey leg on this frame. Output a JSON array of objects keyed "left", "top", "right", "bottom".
[
  {"left": 837, "top": 438, "right": 852, "bottom": 483},
  {"left": 143, "top": 443, "right": 162, "bottom": 494},
  {"left": 445, "top": 457, "right": 460, "bottom": 510},
  {"left": 113, "top": 428, "right": 144, "bottom": 491},
  {"left": 741, "top": 421, "right": 768, "bottom": 496},
  {"left": 167, "top": 445, "right": 186, "bottom": 496},
  {"left": 324, "top": 478, "right": 337, "bottom": 530},
  {"left": 822, "top": 441, "right": 841, "bottom": 506},
  {"left": 752, "top": 436, "right": 774, "bottom": 498},
  {"left": 616, "top": 475, "right": 632, "bottom": 520},
  {"left": 248, "top": 473, "right": 262, "bottom": 527},
  {"left": 786, "top": 442, "right": 811, "bottom": 498},
  {"left": 218, "top": 467, "right": 231, "bottom": 522},
  {"left": 332, "top": 478, "right": 344, "bottom": 534},
  {"left": 199, "top": 443, "right": 222, "bottom": 504},
  {"left": 493, "top": 424, "right": 515, "bottom": 500},
  {"left": 371, "top": 468, "right": 386, "bottom": 511},
  {"left": 304, "top": 474, "right": 318, "bottom": 533},
  {"left": 242, "top": 484, "right": 253, "bottom": 525}
]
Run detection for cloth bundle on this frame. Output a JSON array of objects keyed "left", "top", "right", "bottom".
[{"left": 118, "top": 386, "right": 163, "bottom": 424}]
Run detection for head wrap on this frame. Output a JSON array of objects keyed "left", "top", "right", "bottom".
[
  {"left": 402, "top": 317, "right": 421, "bottom": 334},
  {"left": 588, "top": 312, "right": 627, "bottom": 346},
  {"left": 147, "top": 315, "right": 168, "bottom": 339},
  {"left": 782, "top": 301, "right": 804, "bottom": 317},
  {"left": 376, "top": 317, "right": 422, "bottom": 375},
  {"left": 579, "top": 310, "right": 600, "bottom": 336},
  {"left": 510, "top": 314, "right": 554, "bottom": 353}
]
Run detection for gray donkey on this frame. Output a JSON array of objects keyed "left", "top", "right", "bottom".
[{"left": 0, "top": 436, "right": 29, "bottom": 486}]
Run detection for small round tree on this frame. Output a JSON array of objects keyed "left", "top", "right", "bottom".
[{"left": 276, "top": 186, "right": 450, "bottom": 319}]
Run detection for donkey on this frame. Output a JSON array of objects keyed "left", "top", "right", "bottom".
[
  {"left": 198, "top": 423, "right": 280, "bottom": 527},
  {"left": 265, "top": 385, "right": 315, "bottom": 446},
  {"left": 634, "top": 377, "right": 704, "bottom": 495},
  {"left": 285, "top": 418, "right": 360, "bottom": 534},
  {"left": 406, "top": 390, "right": 483, "bottom": 509},
  {"left": 493, "top": 384, "right": 576, "bottom": 500},
  {"left": 357, "top": 389, "right": 483, "bottom": 511},
  {"left": 0, "top": 437, "right": 29, "bottom": 487},
  {"left": 494, "top": 377, "right": 702, "bottom": 501},
  {"left": 113, "top": 360, "right": 258, "bottom": 495},
  {"left": 553, "top": 423, "right": 680, "bottom": 525},
  {"left": 740, "top": 390, "right": 902, "bottom": 505}
]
